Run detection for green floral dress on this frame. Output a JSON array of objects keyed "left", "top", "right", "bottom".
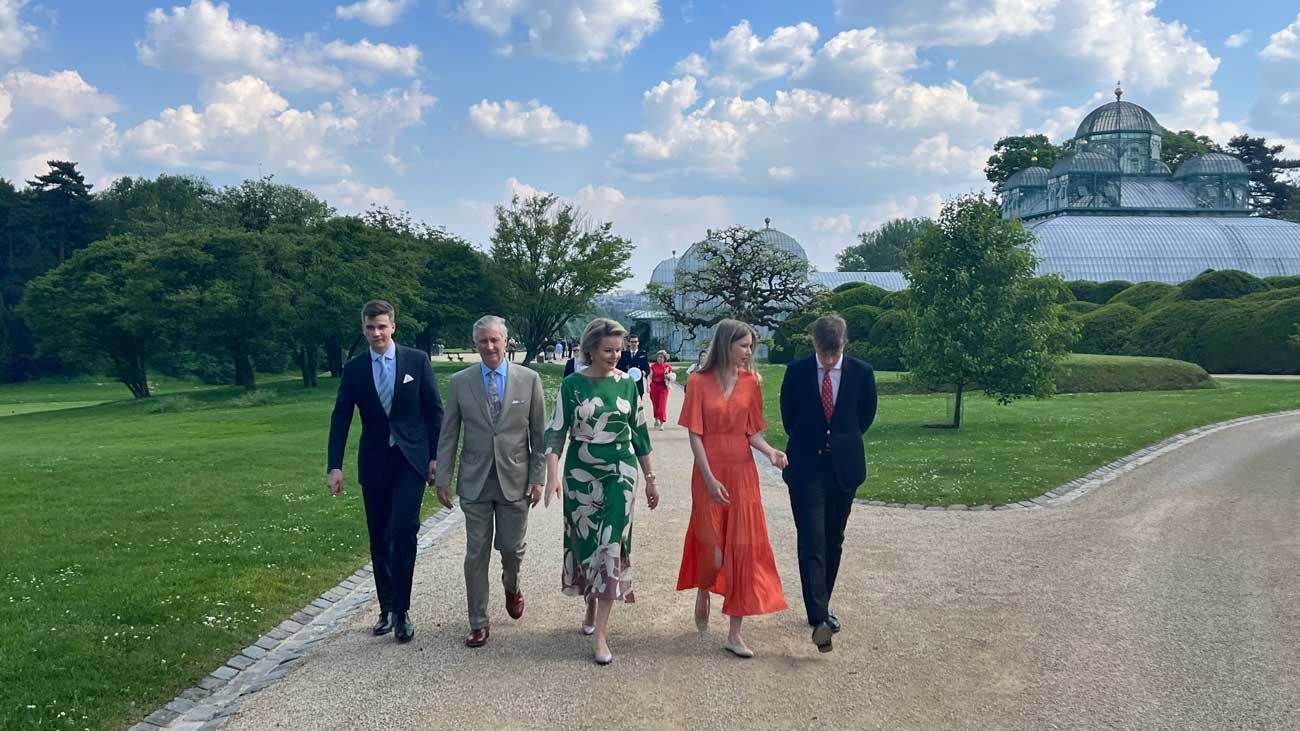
[{"left": 544, "top": 371, "right": 653, "bottom": 602}]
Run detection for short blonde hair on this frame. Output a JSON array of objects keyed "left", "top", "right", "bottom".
[{"left": 580, "top": 318, "right": 627, "bottom": 366}]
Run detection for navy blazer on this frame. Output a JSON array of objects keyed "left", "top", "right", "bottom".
[
  {"left": 779, "top": 354, "right": 878, "bottom": 492},
  {"left": 327, "top": 344, "right": 443, "bottom": 487}
]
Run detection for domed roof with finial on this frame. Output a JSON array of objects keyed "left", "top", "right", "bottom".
[
  {"left": 676, "top": 218, "right": 807, "bottom": 275},
  {"left": 1005, "top": 166, "right": 1051, "bottom": 188},
  {"left": 1172, "top": 151, "right": 1249, "bottom": 179},
  {"left": 1074, "top": 83, "right": 1162, "bottom": 139},
  {"left": 650, "top": 253, "right": 679, "bottom": 287}
]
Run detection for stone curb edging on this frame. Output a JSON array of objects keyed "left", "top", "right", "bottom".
[
  {"left": 853, "top": 409, "right": 1300, "bottom": 513},
  {"left": 128, "top": 506, "right": 466, "bottom": 731}
]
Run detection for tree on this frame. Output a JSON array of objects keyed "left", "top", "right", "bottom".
[
  {"left": 21, "top": 236, "right": 164, "bottom": 397},
  {"left": 490, "top": 194, "right": 634, "bottom": 364},
  {"left": 984, "top": 135, "right": 1063, "bottom": 193},
  {"left": 97, "top": 174, "right": 226, "bottom": 237},
  {"left": 218, "top": 175, "right": 335, "bottom": 232},
  {"left": 1226, "top": 135, "right": 1300, "bottom": 217},
  {"left": 1160, "top": 129, "right": 1220, "bottom": 168},
  {"left": 26, "top": 161, "right": 100, "bottom": 264},
  {"left": 646, "top": 225, "right": 822, "bottom": 342},
  {"left": 836, "top": 218, "right": 927, "bottom": 272},
  {"left": 904, "top": 193, "right": 1076, "bottom": 428}
]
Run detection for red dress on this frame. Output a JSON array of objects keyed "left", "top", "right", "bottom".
[
  {"left": 675, "top": 370, "right": 787, "bottom": 616},
  {"left": 648, "top": 362, "right": 673, "bottom": 422}
]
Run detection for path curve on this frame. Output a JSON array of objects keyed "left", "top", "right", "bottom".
[{"left": 216, "top": 392, "right": 1300, "bottom": 731}]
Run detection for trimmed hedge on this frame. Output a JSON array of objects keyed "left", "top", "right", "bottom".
[
  {"left": 1264, "top": 275, "right": 1300, "bottom": 289},
  {"left": 828, "top": 284, "right": 889, "bottom": 309},
  {"left": 880, "top": 289, "right": 911, "bottom": 310},
  {"left": 1128, "top": 300, "right": 1229, "bottom": 361},
  {"left": 1180, "top": 269, "right": 1269, "bottom": 300},
  {"left": 840, "top": 304, "right": 882, "bottom": 342},
  {"left": 1053, "top": 354, "right": 1214, "bottom": 393},
  {"left": 1108, "top": 281, "right": 1178, "bottom": 310},
  {"left": 1242, "top": 285, "right": 1300, "bottom": 303},
  {"left": 832, "top": 281, "right": 867, "bottom": 293},
  {"left": 864, "top": 309, "right": 911, "bottom": 371},
  {"left": 1068, "top": 279, "right": 1133, "bottom": 304},
  {"left": 1063, "top": 301, "right": 1101, "bottom": 315},
  {"left": 1191, "top": 298, "right": 1300, "bottom": 374},
  {"left": 1075, "top": 303, "right": 1140, "bottom": 354}
]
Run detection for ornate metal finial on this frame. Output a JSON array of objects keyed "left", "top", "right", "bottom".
[
  {"left": 1030, "top": 155, "right": 1038, "bottom": 163},
  {"left": 1115, "top": 81, "right": 1124, "bottom": 102},
  {"left": 764, "top": 217, "right": 771, "bottom": 229},
  {"left": 671, "top": 249, "right": 676, "bottom": 257},
  {"left": 705, "top": 228, "right": 712, "bottom": 239}
]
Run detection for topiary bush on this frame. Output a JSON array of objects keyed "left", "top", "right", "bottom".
[
  {"left": 833, "top": 281, "right": 867, "bottom": 293},
  {"left": 879, "top": 289, "right": 911, "bottom": 310},
  {"left": 864, "top": 309, "right": 911, "bottom": 371},
  {"left": 1063, "top": 301, "right": 1101, "bottom": 315},
  {"left": 1241, "top": 285, "right": 1300, "bottom": 303},
  {"left": 1180, "top": 269, "right": 1269, "bottom": 301},
  {"left": 1074, "top": 303, "right": 1140, "bottom": 355},
  {"left": 1191, "top": 297, "right": 1300, "bottom": 373},
  {"left": 829, "top": 284, "right": 889, "bottom": 309},
  {"left": 1108, "top": 281, "right": 1179, "bottom": 310},
  {"left": 1067, "top": 279, "right": 1133, "bottom": 304},
  {"left": 768, "top": 310, "right": 819, "bottom": 364},
  {"left": 1128, "top": 300, "right": 1229, "bottom": 361},
  {"left": 1053, "top": 354, "right": 1213, "bottom": 393},
  {"left": 839, "top": 304, "right": 883, "bottom": 342},
  {"left": 1264, "top": 275, "right": 1300, "bottom": 289}
]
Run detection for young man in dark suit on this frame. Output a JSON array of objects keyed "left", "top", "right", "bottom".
[
  {"left": 327, "top": 299, "right": 443, "bottom": 643},
  {"left": 779, "top": 314, "right": 877, "bottom": 653},
  {"left": 616, "top": 333, "right": 651, "bottom": 398}
]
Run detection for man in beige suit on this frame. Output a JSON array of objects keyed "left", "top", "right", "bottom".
[{"left": 435, "top": 315, "right": 546, "bottom": 648}]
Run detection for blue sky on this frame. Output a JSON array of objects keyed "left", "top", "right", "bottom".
[{"left": 3, "top": 0, "right": 1299, "bottom": 286}]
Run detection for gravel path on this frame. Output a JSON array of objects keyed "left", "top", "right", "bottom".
[{"left": 221, "top": 392, "right": 1300, "bottom": 731}]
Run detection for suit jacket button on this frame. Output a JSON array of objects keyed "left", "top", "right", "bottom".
[{"left": 826, "top": 429, "right": 831, "bottom": 435}]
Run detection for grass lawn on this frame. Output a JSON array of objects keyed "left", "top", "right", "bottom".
[
  {"left": 754, "top": 364, "right": 1300, "bottom": 507},
  {"left": 0, "top": 361, "right": 564, "bottom": 731}
]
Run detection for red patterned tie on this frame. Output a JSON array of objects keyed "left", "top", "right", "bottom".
[{"left": 821, "top": 369, "right": 834, "bottom": 422}]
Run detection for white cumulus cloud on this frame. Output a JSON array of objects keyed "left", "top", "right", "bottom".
[
  {"left": 455, "top": 0, "right": 661, "bottom": 63},
  {"left": 468, "top": 99, "right": 591, "bottom": 149},
  {"left": 1225, "top": 31, "right": 1251, "bottom": 49},
  {"left": 1262, "top": 13, "right": 1300, "bottom": 61},
  {"left": 0, "top": 70, "right": 121, "bottom": 180},
  {"left": 335, "top": 0, "right": 415, "bottom": 26},
  {"left": 676, "top": 20, "right": 820, "bottom": 94},
  {"left": 136, "top": 0, "right": 421, "bottom": 91},
  {"left": 0, "top": 0, "right": 37, "bottom": 66}
]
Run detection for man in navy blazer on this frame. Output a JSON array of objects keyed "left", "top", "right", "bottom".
[
  {"left": 779, "top": 314, "right": 877, "bottom": 653},
  {"left": 327, "top": 299, "right": 443, "bottom": 643}
]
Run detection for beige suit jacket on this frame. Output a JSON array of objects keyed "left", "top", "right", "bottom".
[{"left": 435, "top": 362, "right": 546, "bottom": 502}]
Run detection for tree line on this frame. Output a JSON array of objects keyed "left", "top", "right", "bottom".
[{"left": 1, "top": 161, "right": 632, "bottom": 396}]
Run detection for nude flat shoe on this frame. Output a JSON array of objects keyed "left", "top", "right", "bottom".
[{"left": 723, "top": 641, "right": 754, "bottom": 659}]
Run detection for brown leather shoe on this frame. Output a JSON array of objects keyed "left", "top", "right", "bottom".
[
  {"left": 505, "top": 590, "right": 525, "bottom": 620},
  {"left": 465, "top": 627, "right": 490, "bottom": 648}
]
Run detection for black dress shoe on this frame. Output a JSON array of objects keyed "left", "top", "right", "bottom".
[
  {"left": 812, "top": 622, "right": 834, "bottom": 653},
  {"left": 372, "top": 612, "right": 394, "bottom": 636},
  {"left": 827, "top": 611, "right": 842, "bottom": 634},
  {"left": 393, "top": 612, "right": 415, "bottom": 643}
]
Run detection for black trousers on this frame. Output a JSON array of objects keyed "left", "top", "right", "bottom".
[
  {"left": 360, "top": 445, "right": 427, "bottom": 614},
  {"left": 788, "top": 454, "right": 856, "bottom": 626}
]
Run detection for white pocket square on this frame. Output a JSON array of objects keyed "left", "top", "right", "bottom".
[{"left": 402, "top": 374, "right": 415, "bottom": 384}]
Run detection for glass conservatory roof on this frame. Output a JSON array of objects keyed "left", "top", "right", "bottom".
[
  {"left": 1049, "top": 150, "right": 1122, "bottom": 176},
  {"left": 650, "top": 256, "right": 678, "bottom": 287},
  {"left": 812, "top": 271, "right": 907, "bottom": 291},
  {"left": 1172, "top": 152, "right": 1250, "bottom": 179},
  {"left": 1006, "top": 166, "right": 1050, "bottom": 188},
  {"left": 678, "top": 223, "right": 807, "bottom": 275},
  {"left": 1117, "top": 179, "right": 1198, "bottom": 208},
  {"left": 1075, "top": 101, "right": 1162, "bottom": 138},
  {"left": 1026, "top": 215, "right": 1300, "bottom": 284}
]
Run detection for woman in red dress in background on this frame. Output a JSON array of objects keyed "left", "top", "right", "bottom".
[
  {"left": 648, "top": 350, "right": 674, "bottom": 430},
  {"left": 676, "top": 319, "right": 788, "bottom": 658}
]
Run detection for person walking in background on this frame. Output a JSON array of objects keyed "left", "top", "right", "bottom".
[
  {"left": 327, "top": 299, "right": 443, "bottom": 644},
  {"left": 684, "top": 346, "right": 707, "bottom": 392},
  {"left": 617, "top": 333, "right": 651, "bottom": 400},
  {"left": 434, "top": 316, "right": 547, "bottom": 648},
  {"left": 779, "top": 314, "right": 877, "bottom": 653},
  {"left": 543, "top": 318, "right": 659, "bottom": 666},
  {"left": 676, "top": 319, "right": 787, "bottom": 658},
  {"left": 648, "top": 350, "right": 675, "bottom": 430}
]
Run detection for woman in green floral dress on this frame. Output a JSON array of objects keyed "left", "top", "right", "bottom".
[{"left": 544, "top": 318, "right": 658, "bottom": 666}]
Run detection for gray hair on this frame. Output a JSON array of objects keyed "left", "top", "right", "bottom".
[{"left": 472, "top": 315, "right": 508, "bottom": 341}]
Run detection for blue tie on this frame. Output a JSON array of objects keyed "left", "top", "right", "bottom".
[{"left": 377, "top": 356, "right": 395, "bottom": 446}]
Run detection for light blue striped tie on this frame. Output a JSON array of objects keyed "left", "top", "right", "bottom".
[{"left": 377, "top": 356, "right": 395, "bottom": 446}]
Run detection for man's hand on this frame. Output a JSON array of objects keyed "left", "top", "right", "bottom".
[
  {"left": 328, "top": 469, "right": 345, "bottom": 496},
  {"left": 435, "top": 484, "right": 453, "bottom": 509},
  {"left": 528, "top": 484, "right": 544, "bottom": 508},
  {"left": 427, "top": 459, "right": 437, "bottom": 483}
]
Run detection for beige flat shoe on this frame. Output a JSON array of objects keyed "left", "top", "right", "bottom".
[{"left": 723, "top": 641, "right": 754, "bottom": 659}]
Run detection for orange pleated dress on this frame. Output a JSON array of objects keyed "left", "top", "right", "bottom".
[{"left": 675, "top": 370, "right": 787, "bottom": 617}]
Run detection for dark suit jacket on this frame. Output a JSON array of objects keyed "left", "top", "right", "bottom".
[
  {"left": 617, "top": 349, "right": 651, "bottom": 394},
  {"left": 327, "top": 344, "right": 444, "bottom": 488},
  {"left": 779, "top": 354, "right": 878, "bottom": 492}
]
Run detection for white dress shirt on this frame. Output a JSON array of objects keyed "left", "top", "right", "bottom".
[{"left": 816, "top": 354, "right": 844, "bottom": 407}]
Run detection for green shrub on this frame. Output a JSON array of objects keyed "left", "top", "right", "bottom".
[
  {"left": 1192, "top": 298, "right": 1300, "bottom": 374},
  {"left": 1264, "top": 275, "right": 1300, "bottom": 289},
  {"left": 880, "top": 289, "right": 911, "bottom": 310},
  {"left": 1067, "top": 279, "right": 1133, "bottom": 304},
  {"left": 234, "top": 389, "right": 279, "bottom": 408},
  {"left": 1180, "top": 269, "right": 1269, "bottom": 300},
  {"left": 1053, "top": 354, "right": 1213, "bottom": 393},
  {"left": 829, "top": 284, "right": 889, "bottom": 309},
  {"left": 864, "top": 309, "right": 911, "bottom": 371},
  {"left": 1129, "top": 300, "right": 1229, "bottom": 361},
  {"left": 1075, "top": 303, "right": 1140, "bottom": 354},
  {"left": 1241, "top": 286, "right": 1300, "bottom": 303},
  {"left": 1108, "top": 281, "right": 1179, "bottom": 309},
  {"left": 832, "top": 281, "right": 867, "bottom": 293},
  {"left": 768, "top": 311, "right": 819, "bottom": 364},
  {"left": 1063, "top": 301, "right": 1101, "bottom": 315},
  {"left": 839, "top": 304, "right": 883, "bottom": 342}
]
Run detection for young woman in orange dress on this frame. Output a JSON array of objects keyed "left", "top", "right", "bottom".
[
  {"left": 647, "top": 350, "right": 675, "bottom": 430},
  {"left": 676, "top": 319, "right": 788, "bottom": 658}
]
